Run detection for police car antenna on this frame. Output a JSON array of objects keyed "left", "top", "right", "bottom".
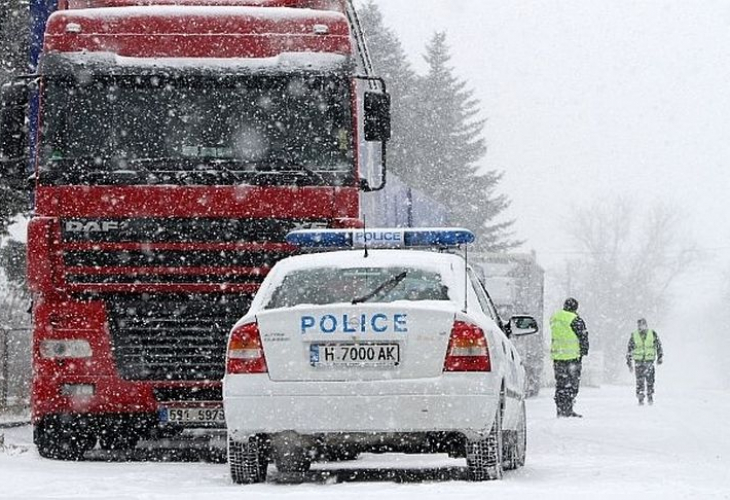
[
  {"left": 362, "top": 219, "right": 369, "bottom": 258},
  {"left": 463, "top": 243, "right": 469, "bottom": 313}
]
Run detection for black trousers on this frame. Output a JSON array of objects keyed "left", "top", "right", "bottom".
[
  {"left": 634, "top": 361, "right": 656, "bottom": 401},
  {"left": 553, "top": 359, "right": 582, "bottom": 415}
]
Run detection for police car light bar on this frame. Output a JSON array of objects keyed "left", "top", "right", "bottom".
[{"left": 285, "top": 228, "right": 475, "bottom": 249}]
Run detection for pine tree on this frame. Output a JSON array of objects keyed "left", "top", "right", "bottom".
[{"left": 414, "top": 32, "right": 519, "bottom": 251}]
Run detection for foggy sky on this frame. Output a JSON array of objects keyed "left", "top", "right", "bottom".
[
  {"left": 369, "top": 3, "right": 728, "bottom": 285},
  {"left": 370, "top": 0, "right": 730, "bottom": 386}
]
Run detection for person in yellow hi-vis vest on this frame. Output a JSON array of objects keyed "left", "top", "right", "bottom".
[
  {"left": 626, "top": 318, "right": 664, "bottom": 405},
  {"left": 550, "top": 298, "right": 589, "bottom": 418}
]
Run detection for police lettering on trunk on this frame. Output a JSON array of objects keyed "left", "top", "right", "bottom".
[{"left": 300, "top": 313, "right": 408, "bottom": 335}]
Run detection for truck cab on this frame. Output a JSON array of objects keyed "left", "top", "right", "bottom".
[{"left": 0, "top": 0, "right": 390, "bottom": 459}]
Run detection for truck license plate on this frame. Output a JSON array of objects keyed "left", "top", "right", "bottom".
[
  {"left": 310, "top": 343, "right": 400, "bottom": 367},
  {"left": 160, "top": 407, "right": 226, "bottom": 425}
]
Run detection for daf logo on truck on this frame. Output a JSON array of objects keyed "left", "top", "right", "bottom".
[{"left": 65, "top": 220, "right": 124, "bottom": 234}]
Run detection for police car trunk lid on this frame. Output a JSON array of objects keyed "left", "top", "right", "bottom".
[{"left": 256, "top": 303, "right": 455, "bottom": 381}]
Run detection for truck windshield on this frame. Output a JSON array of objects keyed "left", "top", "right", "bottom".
[{"left": 38, "top": 73, "right": 355, "bottom": 186}]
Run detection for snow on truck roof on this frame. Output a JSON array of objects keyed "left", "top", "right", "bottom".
[
  {"left": 45, "top": 6, "right": 351, "bottom": 60},
  {"left": 66, "top": 0, "right": 346, "bottom": 9},
  {"left": 51, "top": 5, "right": 348, "bottom": 26},
  {"left": 43, "top": 51, "right": 350, "bottom": 73}
]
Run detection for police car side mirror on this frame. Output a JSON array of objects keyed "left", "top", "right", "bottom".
[{"left": 509, "top": 315, "right": 538, "bottom": 336}]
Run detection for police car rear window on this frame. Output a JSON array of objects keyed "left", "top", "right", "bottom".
[{"left": 264, "top": 267, "right": 449, "bottom": 309}]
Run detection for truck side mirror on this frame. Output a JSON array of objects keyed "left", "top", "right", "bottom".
[
  {"left": 0, "top": 79, "right": 31, "bottom": 190},
  {"left": 509, "top": 315, "right": 539, "bottom": 336},
  {"left": 363, "top": 91, "right": 391, "bottom": 142}
]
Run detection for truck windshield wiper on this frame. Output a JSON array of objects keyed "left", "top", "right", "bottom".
[
  {"left": 194, "top": 160, "right": 244, "bottom": 183},
  {"left": 258, "top": 159, "right": 327, "bottom": 183},
  {"left": 352, "top": 271, "right": 408, "bottom": 305},
  {"left": 126, "top": 157, "right": 248, "bottom": 183}
]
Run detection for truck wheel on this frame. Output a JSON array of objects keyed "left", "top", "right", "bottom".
[
  {"left": 515, "top": 400, "right": 527, "bottom": 467},
  {"left": 35, "top": 421, "right": 95, "bottom": 461},
  {"left": 466, "top": 403, "right": 504, "bottom": 481},
  {"left": 229, "top": 435, "right": 268, "bottom": 484}
]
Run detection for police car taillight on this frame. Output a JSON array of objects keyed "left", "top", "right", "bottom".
[
  {"left": 226, "top": 322, "right": 267, "bottom": 374},
  {"left": 443, "top": 321, "right": 491, "bottom": 372}
]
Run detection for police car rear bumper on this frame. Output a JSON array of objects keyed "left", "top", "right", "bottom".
[{"left": 224, "top": 374, "right": 499, "bottom": 440}]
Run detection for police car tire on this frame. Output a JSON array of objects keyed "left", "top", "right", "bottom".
[
  {"left": 229, "top": 436, "right": 268, "bottom": 484},
  {"left": 502, "top": 431, "right": 516, "bottom": 471},
  {"left": 515, "top": 400, "right": 527, "bottom": 468},
  {"left": 466, "top": 403, "right": 504, "bottom": 481},
  {"left": 503, "top": 400, "right": 528, "bottom": 470}
]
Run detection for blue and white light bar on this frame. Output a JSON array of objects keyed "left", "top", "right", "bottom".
[{"left": 286, "top": 228, "right": 475, "bottom": 249}]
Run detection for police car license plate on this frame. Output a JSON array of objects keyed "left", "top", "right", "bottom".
[
  {"left": 310, "top": 343, "right": 400, "bottom": 367},
  {"left": 159, "top": 407, "right": 226, "bottom": 425}
]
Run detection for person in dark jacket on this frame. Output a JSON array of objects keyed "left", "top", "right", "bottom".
[
  {"left": 627, "top": 318, "right": 664, "bottom": 405},
  {"left": 550, "top": 297, "right": 589, "bottom": 418}
]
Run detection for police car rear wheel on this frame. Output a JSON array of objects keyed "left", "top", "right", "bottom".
[
  {"left": 503, "top": 400, "right": 527, "bottom": 470},
  {"left": 515, "top": 400, "right": 527, "bottom": 468},
  {"left": 502, "top": 431, "right": 516, "bottom": 470},
  {"left": 465, "top": 403, "right": 504, "bottom": 481},
  {"left": 229, "top": 436, "right": 268, "bottom": 484}
]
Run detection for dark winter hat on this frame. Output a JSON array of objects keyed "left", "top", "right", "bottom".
[
  {"left": 563, "top": 297, "right": 579, "bottom": 312},
  {"left": 638, "top": 318, "right": 648, "bottom": 328}
]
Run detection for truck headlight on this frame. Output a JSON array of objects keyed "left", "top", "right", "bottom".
[{"left": 40, "top": 339, "right": 92, "bottom": 359}]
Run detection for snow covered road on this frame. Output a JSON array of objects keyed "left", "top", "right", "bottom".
[{"left": 1, "top": 385, "right": 728, "bottom": 500}]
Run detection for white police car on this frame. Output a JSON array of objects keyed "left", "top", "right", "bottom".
[{"left": 223, "top": 228, "right": 538, "bottom": 483}]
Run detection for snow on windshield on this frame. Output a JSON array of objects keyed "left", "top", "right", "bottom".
[
  {"left": 264, "top": 266, "right": 449, "bottom": 309},
  {"left": 251, "top": 250, "right": 465, "bottom": 312}
]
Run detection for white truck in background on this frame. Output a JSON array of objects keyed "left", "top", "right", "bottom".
[{"left": 471, "top": 253, "right": 545, "bottom": 397}]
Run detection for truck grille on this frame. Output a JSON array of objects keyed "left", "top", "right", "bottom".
[
  {"left": 106, "top": 294, "right": 250, "bottom": 381},
  {"left": 61, "top": 217, "right": 328, "bottom": 243},
  {"left": 67, "top": 274, "right": 266, "bottom": 285},
  {"left": 61, "top": 217, "right": 327, "bottom": 287},
  {"left": 64, "top": 249, "right": 287, "bottom": 268}
]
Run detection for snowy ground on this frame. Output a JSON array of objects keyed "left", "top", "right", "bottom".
[{"left": 1, "top": 384, "right": 728, "bottom": 500}]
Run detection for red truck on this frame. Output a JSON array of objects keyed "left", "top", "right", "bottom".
[{"left": 0, "top": 0, "right": 390, "bottom": 459}]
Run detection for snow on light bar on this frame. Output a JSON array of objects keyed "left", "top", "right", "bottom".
[{"left": 285, "top": 228, "right": 475, "bottom": 249}]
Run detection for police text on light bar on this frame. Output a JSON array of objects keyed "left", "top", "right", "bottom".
[{"left": 285, "top": 228, "right": 475, "bottom": 249}]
